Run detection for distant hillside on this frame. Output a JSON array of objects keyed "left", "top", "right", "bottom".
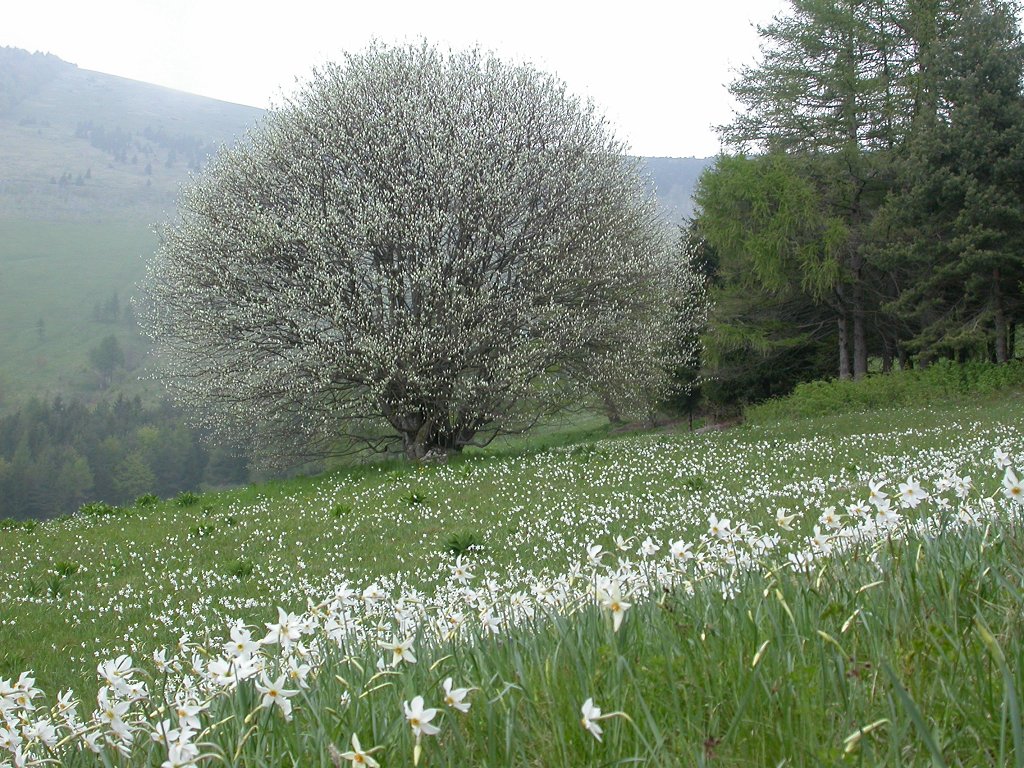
[
  {"left": 0, "top": 48, "right": 264, "bottom": 409},
  {"left": 641, "top": 156, "right": 714, "bottom": 224},
  {"left": 0, "top": 47, "right": 710, "bottom": 410},
  {"left": 0, "top": 47, "right": 263, "bottom": 221}
]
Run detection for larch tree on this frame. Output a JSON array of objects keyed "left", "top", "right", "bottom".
[
  {"left": 141, "top": 43, "right": 705, "bottom": 464},
  {"left": 719, "top": 0, "right": 928, "bottom": 379}
]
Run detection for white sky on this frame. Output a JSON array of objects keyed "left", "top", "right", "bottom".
[{"left": 4, "top": 0, "right": 790, "bottom": 157}]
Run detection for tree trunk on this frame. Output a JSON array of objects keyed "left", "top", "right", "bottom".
[
  {"left": 401, "top": 417, "right": 475, "bottom": 462},
  {"left": 898, "top": 347, "right": 910, "bottom": 370},
  {"left": 881, "top": 335, "right": 893, "bottom": 373},
  {"left": 853, "top": 310, "right": 868, "bottom": 379},
  {"left": 993, "top": 268, "right": 1008, "bottom": 363},
  {"left": 838, "top": 314, "right": 852, "bottom": 380}
]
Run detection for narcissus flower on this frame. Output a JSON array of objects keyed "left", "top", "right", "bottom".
[
  {"left": 598, "top": 582, "right": 631, "bottom": 632},
  {"left": 378, "top": 636, "right": 416, "bottom": 667},
  {"left": 442, "top": 677, "right": 472, "bottom": 713},
  {"left": 404, "top": 695, "right": 441, "bottom": 737},
  {"left": 1003, "top": 468, "right": 1023, "bottom": 504},
  {"left": 338, "top": 733, "right": 381, "bottom": 767},
  {"left": 580, "top": 698, "right": 604, "bottom": 741},
  {"left": 254, "top": 673, "right": 299, "bottom": 720}
]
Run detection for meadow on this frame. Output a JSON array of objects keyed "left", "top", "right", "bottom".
[{"left": 1, "top": 382, "right": 1022, "bottom": 766}]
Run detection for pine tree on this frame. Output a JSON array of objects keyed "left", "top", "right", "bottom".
[{"left": 881, "top": 0, "right": 1024, "bottom": 361}]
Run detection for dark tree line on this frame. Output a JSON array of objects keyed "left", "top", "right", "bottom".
[
  {"left": 0, "top": 396, "right": 249, "bottom": 520},
  {"left": 693, "top": 0, "right": 1024, "bottom": 400}
]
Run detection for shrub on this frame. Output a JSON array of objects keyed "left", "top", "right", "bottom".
[
  {"left": 188, "top": 524, "right": 215, "bottom": 539},
  {"left": 79, "top": 501, "right": 119, "bottom": 517},
  {"left": 175, "top": 491, "right": 201, "bottom": 507},
  {"left": 0, "top": 518, "right": 36, "bottom": 531},
  {"left": 746, "top": 360, "right": 1024, "bottom": 422},
  {"left": 225, "top": 558, "right": 254, "bottom": 579},
  {"left": 445, "top": 530, "right": 482, "bottom": 556},
  {"left": 135, "top": 493, "right": 160, "bottom": 507}
]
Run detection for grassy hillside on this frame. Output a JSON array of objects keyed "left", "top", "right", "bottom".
[
  {"left": 1, "top": 382, "right": 1021, "bottom": 765},
  {"left": 0, "top": 220, "right": 159, "bottom": 402}
]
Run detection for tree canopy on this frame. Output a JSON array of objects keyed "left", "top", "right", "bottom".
[
  {"left": 695, "top": 0, "right": 1023, "bottom": 395},
  {"left": 142, "top": 43, "right": 704, "bottom": 463}
]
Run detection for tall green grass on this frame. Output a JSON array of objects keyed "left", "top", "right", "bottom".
[{"left": 747, "top": 360, "right": 1024, "bottom": 423}]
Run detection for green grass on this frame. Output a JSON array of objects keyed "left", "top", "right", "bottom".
[
  {"left": 0, "top": 386, "right": 1022, "bottom": 765},
  {"left": 746, "top": 359, "right": 1024, "bottom": 424}
]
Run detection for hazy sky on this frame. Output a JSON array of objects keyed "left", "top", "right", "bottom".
[{"left": 5, "top": 0, "right": 791, "bottom": 157}]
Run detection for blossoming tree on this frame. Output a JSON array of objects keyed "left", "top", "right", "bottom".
[{"left": 141, "top": 43, "right": 706, "bottom": 463}]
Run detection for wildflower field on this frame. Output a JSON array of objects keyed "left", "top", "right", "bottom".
[{"left": 2, "top": 385, "right": 1023, "bottom": 766}]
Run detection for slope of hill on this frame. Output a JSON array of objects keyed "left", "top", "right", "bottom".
[
  {"left": 0, "top": 48, "right": 264, "bottom": 408},
  {"left": 0, "top": 47, "right": 263, "bottom": 221},
  {"left": 641, "top": 155, "right": 714, "bottom": 223},
  {"left": 0, "top": 383, "right": 1021, "bottom": 764}
]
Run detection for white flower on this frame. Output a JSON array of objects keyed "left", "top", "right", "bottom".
[
  {"left": 819, "top": 506, "right": 842, "bottom": 530},
  {"left": 995, "top": 448, "right": 1012, "bottom": 469},
  {"left": 377, "top": 636, "right": 416, "bottom": 667},
  {"left": 97, "top": 655, "right": 134, "bottom": 695},
  {"left": 597, "top": 582, "right": 631, "bottom": 633},
  {"left": 640, "top": 536, "right": 660, "bottom": 558},
  {"left": 897, "top": 477, "right": 927, "bottom": 508},
  {"left": 669, "top": 539, "right": 693, "bottom": 563},
  {"left": 580, "top": 698, "right": 604, "bottom": 741},
  {"left": 225, "top": 625, "right": 260, "bottom": 659},
  {"left": 1003, "top": 468, "right": 1023, "bottom": 504},
  {"left": 262, "top": 607, "right": 305, "bottom": 647},
  {"left": 708, "top": 514, "right": 732, "bottom": 540},
  {"left": 775, "top": 508, "right": 796, "bottom": 531},
  {"left": 442, "top": 677, "right": 472, "bottom": 713},
  {"left": 338, "top": 733, "right": 380, "bottom": 767},
  {"left": 403, "top": 695, "right": 440, "bottom": 737},
  {"left": 868, "top": 479, "right": 888, "bottom": 507},
  {"left": 450, "top": 555, "right": 473, "bottom": 584},
  {"left": 254, "top": 673, "right": 299, "bottom": 720}
]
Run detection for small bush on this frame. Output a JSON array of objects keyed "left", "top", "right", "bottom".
[
  {"left": 405, "top": 491, "right": 428, "bottom": 506},
  {"left": 22, "top": 576, "right": 42, "bottom": 598},
  {"left": 46, "top": 573, "right": 64, "bottom": 598},
  {"left": 175, "top": 491, "right": 201, "bottom": 507},
  {"left": 0, "top": 518, "right": 36, "bottom": 531},
  {"left": 188, "top": 524, "right": 216, "bottom": 539},
  {"left": 332, "top": 503, "right": 352, "bottom": 517},
  {"left": 225, "top": 558, "right": 254, "bottom": 579},
  {"left": 445, "top": 529, "right": 482, "bottom": 556},
  {"left": 54, "top": 561, "right": 79, "bottom": 577},
  {"left": 135, "top": 493, "right": 160, "bottom": 507},
  {"left": 79, "top": 501, "right": 119, "bottom": 518},
  {"left": 746, "top": 360, "right": 1024, "bottom": 423},
  {"left": 680, "top": 475, "right": 710, "bottom": 492}
]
